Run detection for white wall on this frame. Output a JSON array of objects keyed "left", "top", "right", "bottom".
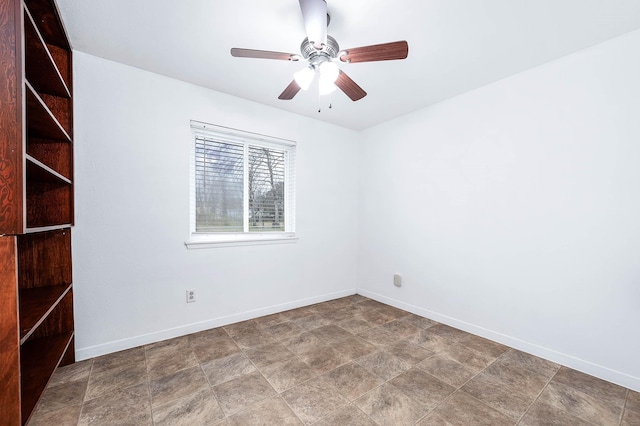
[
  {"left": 72, "top": 52, "right": 360, "bottom": 359},
  {"left": 358, "top": 30, "right": 640, "bottom": 391}
]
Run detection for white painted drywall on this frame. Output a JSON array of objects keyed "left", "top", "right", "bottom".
[
  {"left": 358, "top": 30, "right": 640, "bottom": 391},
  {"left": 72, "top": 52, "right": 360, "bottom": 359}
]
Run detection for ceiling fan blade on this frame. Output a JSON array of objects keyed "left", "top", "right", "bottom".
[
  {"left": 335, "top": 70, "right": 366, "bottom": 101},
  {"left": 299, "top": 0, "right": 327, "bottom": 49},
  {"left": 339, "top": 41, "right": 409, "bottom": 63},
  {"left": 231, "top": 48, "right": 300, "bottom": 61},
  {"left": 278, "top": 80, "right": 302, "bottom": 100}
]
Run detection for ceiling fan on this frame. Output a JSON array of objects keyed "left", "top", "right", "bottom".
[{"left": 230, "top": 0, "right": 409, "bottom": 102}]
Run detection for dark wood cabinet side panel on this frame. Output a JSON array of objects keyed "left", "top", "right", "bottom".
[
  {"left": 17, "top": 228, "right": 71, "bottom": 289},
  {"left": 0, "top": 0, "right": 24, "bottom": 235},
  {"left": 0, "top": 236, "right": 21, "bottom": 425}
]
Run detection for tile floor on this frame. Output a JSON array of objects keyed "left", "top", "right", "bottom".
[{"left": 28, "top": 295, "right": 639, "bottom": 425}]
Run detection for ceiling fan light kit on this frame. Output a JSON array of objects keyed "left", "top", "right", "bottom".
[{"left": 230, "top": 0, "right": 409, "bottom": 103}]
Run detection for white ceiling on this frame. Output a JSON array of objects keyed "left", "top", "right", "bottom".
[{"left": 56, "top": 0, "right": 640, "bottom": 130}]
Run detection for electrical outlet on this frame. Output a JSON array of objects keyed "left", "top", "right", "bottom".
[
  {"left": 186, "top": 289, "right": 196, "bottom": 303},
  {"left": 393, "top": 274, "right": 402, "bottom": 287}
]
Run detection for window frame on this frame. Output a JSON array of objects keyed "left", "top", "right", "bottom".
[{"left": 186, "top": 121, "right": 297, "bottom": 249}]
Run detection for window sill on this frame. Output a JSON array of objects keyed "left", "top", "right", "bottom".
[{"left": 185, "top": 234, "right": 298, "bottom": 249}]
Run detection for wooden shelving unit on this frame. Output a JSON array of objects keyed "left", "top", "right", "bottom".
[{"left": 0, "top": 0, "right": 75, "bottom": 424}]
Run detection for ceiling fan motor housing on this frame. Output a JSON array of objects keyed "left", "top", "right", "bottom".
[{"left": 300, "top": 35, "right": 340, "bottom": 66}]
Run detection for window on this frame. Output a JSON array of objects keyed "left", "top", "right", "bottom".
[{"left": 187, "top": 121, "right": 296, "bottom": 248}]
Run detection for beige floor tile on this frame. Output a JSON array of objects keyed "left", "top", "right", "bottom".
[
  {"left": 386, "top": 339, "right": 434, "bottom": 365},
  {"left": 48, "top": 359, "right": 93, "bottom": 387},
  {"left": 201, "top": 352, "right": 256, "bottom": 386},
  {"left": 537, "top": 381, "right": 624, "bottom": 425},
  {"left": 323, "top": 361, "right": 384, "bottom": 400},
  {"left": 400, "top": 314, "right": 438, "bottom": 330},
  {"left": 282, "top": 376, "right": 349, "bottom": 425},
  {"left": 437, "top": 342, "right": 497, "bottom": 371},
  {"left": 461, "top": 372, "right": 535, "bottom": 420},
  {"left": 551, "top": 366, "right": 627, "bottom": 406},
  {"left": 32, "top": 380, "right": 87, "bottom": 413},
  {"left": 78, "top": 383, "right": 152, "bottom": 426},
  {"left": 380, "top": 319, "right": 421, "bottom": 338},
  {"left": 91, "top": 347, "right": 146, "bottom": 375},
  {"left": 356, "top": 309, "right": 396, "bottom": 326},
  {"left": 498, "top": 349, "right": 559, "bottom": 379},
  {"left": 189, "top": 331, "right": 241, "bottom": 363},
  {"left": 330, "top": 335, "right": 377, "bottom": 359},
  {"left": 299, "top": 345, "right": 350, "bottom": 374},
  {"left": 292, "top": 313, "right": 333, "bottom": 331},
  {"left": 356, "top": 350, "right": 411, "bottom": 381},
  {"left": 337, "top": 317, "right": 373, "bottom": 334},
  {"left": 427, "top": 324, "right": 471, "bottom": 342},
  {"left": 432, "top": 391, "right": 513, "bottom": 426},
  {"left": 282, "top": 331, "right": 326, "bottom": 355},
  {"left": 415, "top": 411, "right": 455, "bottom": 425},
  {"left": 622, "top": 407, "right": 640, "bottom": 426},
  {"left": 376, "top": 305, "right": 410, "bottom": 320},
  {"left": 213, "top": 371, "right": 277, "bottom": 416},
  {"left": 223, "top": 320, "right": 259, "bottom": 337},
  {"left": 144, "top": 336, "right": 191, "bottom": 359},
  {"left": 390, "top": 368, "right": 456, "bottom": 409},
  {"left": 357, "top": 299, "right": 388, "bottom": 310},
  {"left": 480, "top": 357, "right": 550, "bottom": 397},
  {"left": 85, "top": 361, "right": 147, "bottom": 401},
  {"left": 227, "top": 396, "right": 302, "bottom": 425},
  {"left": 354, "top": 382, "right": 428, "bottom": 426},
  {"left": 311, "top": 325, "right": 353, "bottom": 344},
  {"left": 152, "top": 388, "right": 223, "bottom": 426},
  {"left": 408, "top": 330, "right": 458, "bottom": 354},
  {"left": 244, "top": 341, "right": 294, "bottom": 368},
  {"left": 314, "top": 404, "right": 377, "bottom": 426},
  {"left": 627, "top": 390, "right": 640, "bottom": 413},
  {"left": 229, "top": 328, "right": 275, "bottom": 349},
  {"left": 27, "top": 404, "right": 82, "bottom": 426},
  {"left": 254, "top": 312, "right": 288, "bottom": 328},
  {"left": 357, "top": 326, "right": 403, "bottom": 347},
  {"left": 264, "top": 321, "right": 304, "bottom": 341},
  {"left": 519, "top": 400, "right": 594, "bottom": 426},
  {"left": 417, "top": 354, "right": 478, "bottom": 388},
  {"left": 30, "top": 296, "right": 639, "bottom": 426},
  {"left": 145, "top": 345, "right": 199, "bottom": 380},
  {"left": 261, "top": 357, "right": 318, "bottom": 392},
  {"left": 149, "top": 365, "right": 210, "bottom": 409},
  {"left": 458, "top": 334, "right": 509, "bottom": 358}
]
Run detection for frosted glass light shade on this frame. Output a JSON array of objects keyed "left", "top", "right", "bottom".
[
  {"left": 319, "top": 75, "right": 337, "bottom": 95},
  {"left": 319, "top": 61, "right": 339, "bottom": 83},
  {"left": 294, "top": 67, "right": 315, "bottom": 91}
]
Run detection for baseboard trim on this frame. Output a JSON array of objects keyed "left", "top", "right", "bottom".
[
  {"left": 356, "top": 289, "right": 640, "bottom": 392},
  {"left": 75, "top": 288, "right": 356, "bottom": 361}
]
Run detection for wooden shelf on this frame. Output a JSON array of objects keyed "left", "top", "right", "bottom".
[
  {"left": 25, "top": 224, "right": 72, "bottom": 234},
  {"left": 24, "top": 6, "right": 70, "bottom": 98},
  {"left": 20, "top": 331, "right": 74, "bottom": 421},
  {"left": 24, "top": 0, "right": 71, "bottom": 50},
  {"left": 19, "top": 284, "right": 72, "bottom": 343},
  {"left": 1, "top": 0, "right": 75, "bottom": 423},
  {"left": 25, "top": 81, "right": 71, "bottom": 142},
  {"left": 26, "top": 154, "right": 71, "bottom": 184}
]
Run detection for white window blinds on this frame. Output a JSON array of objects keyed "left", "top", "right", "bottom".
[{"left": 190, "top": 121, "right": 296, "bottom": 236}]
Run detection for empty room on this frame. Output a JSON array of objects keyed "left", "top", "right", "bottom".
[{"left": 1, "top": 0, "right": 639, "bottom": 425}]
